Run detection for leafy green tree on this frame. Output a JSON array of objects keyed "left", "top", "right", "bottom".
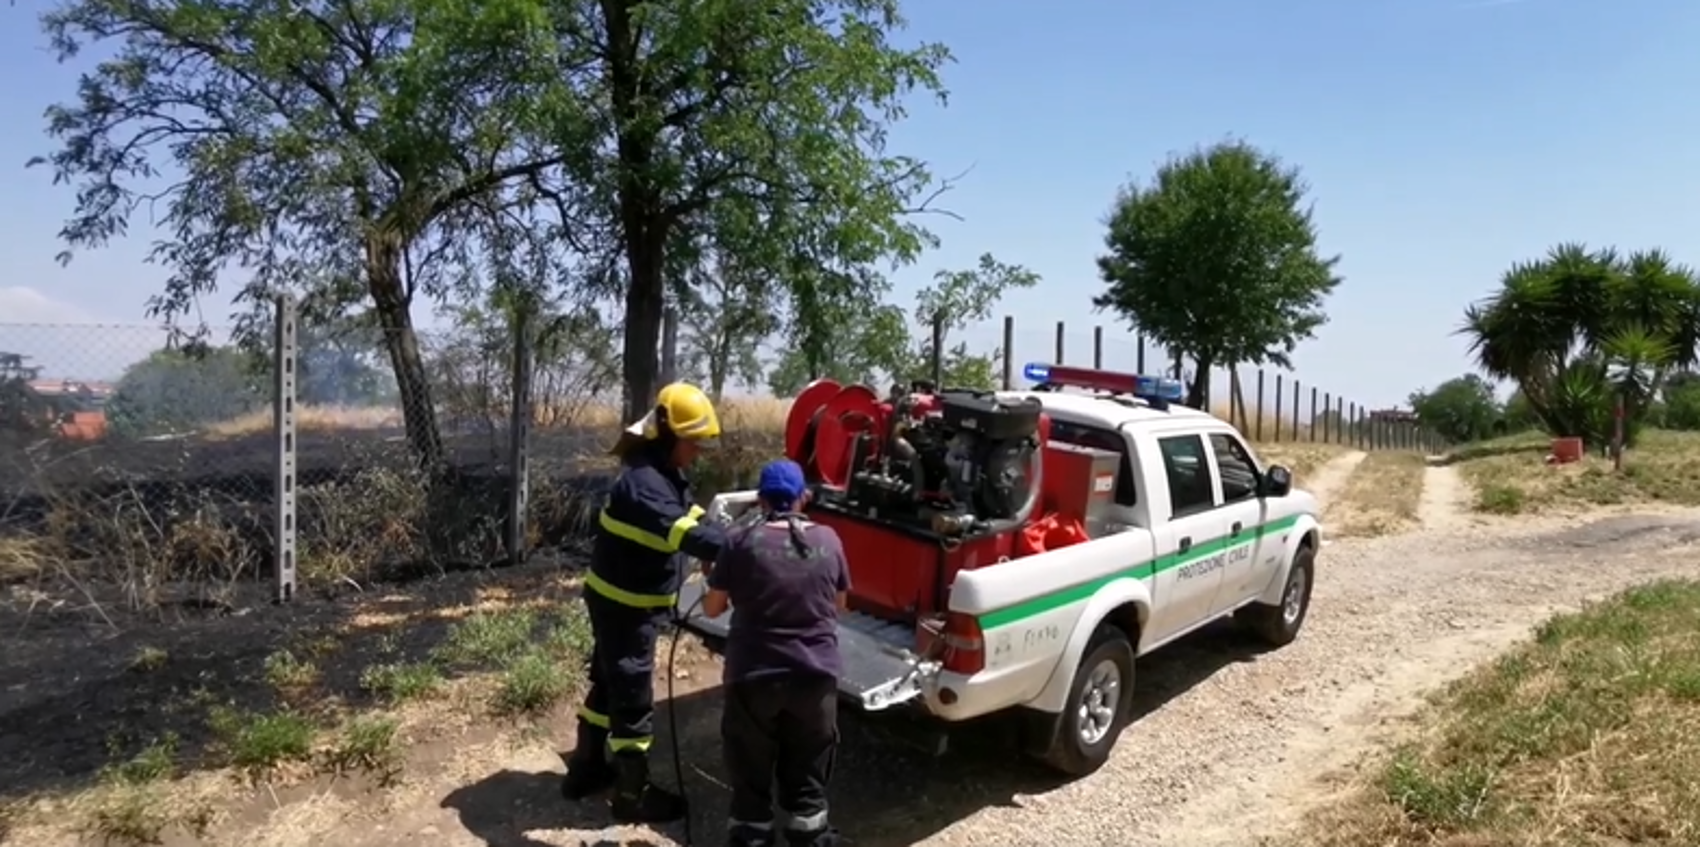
[
  {"left": 911, "top": 253, "right": 1038, "bottom": 388},
  {"left": 766, "top": 303, "right": 912, "bottom": 396},
  {"left": 1459, "top": 243, "right": 1700, "bottom": 445},
  {"left": 107, "top": 347, "right": 265, "bottom": 438},
  {"left": 677, "top": 254, "right": 781, "bottom": 401},
  {"left": 1660, "top": 371, "right": 1700, "bottom": 430},
  {"left": 34, "top": 0, "right": 567, "bottom": 467},
  {"left": 540, "top": 0, "right": 954, "bottom": 421},
  {"left": 1093, "top": 140, "right": 1342, "bottom": 407},
  {"left": 1408, "top": 374, "right": 1502, "bottom": 445}
]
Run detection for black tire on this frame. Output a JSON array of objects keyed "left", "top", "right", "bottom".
[
  {"left": 1236, "top": 543, "right": 1315, "bottom": 647},
  {"left": 1034, "top": 624, "right": 1136, "bottom": 777}
]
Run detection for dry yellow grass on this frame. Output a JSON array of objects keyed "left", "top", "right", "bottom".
[
  {"left": 204, "top": 405, "right": 403, "bottom": 438},
  {"left": 0, "top": 535, "right": 49, "bottom": 583},
  {"left": 1283, "top": 579, "right": 1700, "bottom": 847},
  {"left": 1325, "top": 451, "right": 1426, "bottom": 537},
  {"left": 1253, "top": 443, "right": 1354, "bottom": 489},
  {"left": 1452, "top": 429, "right": 1700, "bottom": 516}
]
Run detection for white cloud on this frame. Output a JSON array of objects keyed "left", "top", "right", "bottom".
[{"left": 0, "top": 286, "right": 96, "bottom": 324}]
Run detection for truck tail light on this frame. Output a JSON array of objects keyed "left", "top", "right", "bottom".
[{"left": 938, "top": 611, "right": 985, "bottom": 674}]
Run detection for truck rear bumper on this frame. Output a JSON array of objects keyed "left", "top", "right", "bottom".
[{"left": 674, "top": 578, "right": 942, "bottom": 712}]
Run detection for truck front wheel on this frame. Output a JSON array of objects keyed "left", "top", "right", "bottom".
[
  {"left": 1034, "top": 624, "right": 1136, "bottom": 777},
  {"left": 1237, "top": 543, "right": 1315, "bottom": 647}
]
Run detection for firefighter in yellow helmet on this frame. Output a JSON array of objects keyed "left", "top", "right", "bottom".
[{"left": 561, "top": 382, "right": 728, "bottom": 823}]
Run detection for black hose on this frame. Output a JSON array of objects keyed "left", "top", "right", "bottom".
[{"left": 668, "top": 591, "right": 706, "bottom": 846}]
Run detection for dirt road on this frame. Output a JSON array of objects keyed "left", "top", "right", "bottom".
[{"left": 179, "top": 511, "right": 1700, "bottom": 847}]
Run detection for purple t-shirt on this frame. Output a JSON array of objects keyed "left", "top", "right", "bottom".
[{"left": 707, "top": 517, "right": 851, "bottom": 683}]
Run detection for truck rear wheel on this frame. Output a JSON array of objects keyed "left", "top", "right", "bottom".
[
  {"left": 1237, "top": 543, "right": 1315, "bottom": 647},
  {"left": 1034, "top": 624, "right": 1135, "bottom": 777}
]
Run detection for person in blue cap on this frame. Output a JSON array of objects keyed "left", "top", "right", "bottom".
[{"left": 701, "top": 458, "right": 850, "bottom": 847}]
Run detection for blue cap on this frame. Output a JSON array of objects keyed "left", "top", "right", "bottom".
[{"left": 757, "top": 459, "right": 808, "bottom": 506}]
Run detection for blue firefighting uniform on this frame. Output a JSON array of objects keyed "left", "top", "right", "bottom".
[{"left": 576, "top": 449, "right": 727, "bottom": 758}]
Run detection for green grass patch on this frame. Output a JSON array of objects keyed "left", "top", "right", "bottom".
[
  {"left": 1451, "top": 428, "right": 1700, "bottom": 514},
  {"left": 359, "top": 660, "right": 444, "bottom": 703},
  {"left": 208, "top": 706, "right": 315, "bottom": 774},
  {"left": 1288, "top": 579, "right": 1700, "bottom": 846}
]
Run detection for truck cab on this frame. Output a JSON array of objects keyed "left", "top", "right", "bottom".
[{"left": 676, "top": 364, "right": 1322, "bottom": 777}]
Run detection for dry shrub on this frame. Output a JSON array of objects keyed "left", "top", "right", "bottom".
[
  {"left": 295, "top": 465, "right": 513, "bottom": 584},
  {"left": 18, "top": 483, "right": 260, "bottom": 608}
]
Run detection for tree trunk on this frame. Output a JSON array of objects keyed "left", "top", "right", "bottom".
[
  {"left": 708, "top": 333, "right": 729, "bottom": 401},
  {"left": 1186, "top": 355, "right": 1213, "bottom": 408},
  {"left": 621, "top": 240, "right": 667, "bottom": 424},
  {"left": 1230, "top": 367, "right": 1249, "bottom": 430},
  {"left": 367, "top": 236, "right": 445, "bottom": 470}
]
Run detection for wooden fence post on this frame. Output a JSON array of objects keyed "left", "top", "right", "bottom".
[{"left": 1001, "top": 316, "right": 1014, "bottom": 389}]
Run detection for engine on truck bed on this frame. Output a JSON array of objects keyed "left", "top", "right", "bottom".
[{"left": 835, "top": 387, "right": 1045, "bottom": 534}]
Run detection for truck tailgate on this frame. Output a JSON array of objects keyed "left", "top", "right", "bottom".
[{"left": 674, "top": 578, "right": 940, "bottom": 712}]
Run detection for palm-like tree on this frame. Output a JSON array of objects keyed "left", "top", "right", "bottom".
[{"left": 1458, "top": 243, "right": 1700, "bottom": 445}]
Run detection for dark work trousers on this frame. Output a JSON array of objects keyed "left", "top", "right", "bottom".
[
  {"left": 722, "top": 673, "right": 839, "bottom": 833},
  {"left": 578, "top": 592, "right": 663, "bottom": 756}
]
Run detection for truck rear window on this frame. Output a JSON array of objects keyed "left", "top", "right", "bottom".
[{"left": 1046, "top": 420, "right": 1137, "bottom": 506}]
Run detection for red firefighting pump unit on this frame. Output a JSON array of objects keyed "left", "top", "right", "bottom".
[{"left": 780, "top": 365, "right": 1185, "bottom": 625}]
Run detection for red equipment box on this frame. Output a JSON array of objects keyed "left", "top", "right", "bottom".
[
  {"left": 809, "top": 504, "right": 1016, "bottom": 620},
  {"left": 1040, "top": 442, "right": 1121, "bottom": 537}
]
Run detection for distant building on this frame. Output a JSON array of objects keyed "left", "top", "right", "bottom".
[
  {"left": 27, "top": 379, "right": 114, "bottom": 407},
  {"left": 1366, "top": 408, "right": 1418, "bottom": 423}
]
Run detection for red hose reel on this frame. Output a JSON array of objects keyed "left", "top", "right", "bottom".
[{"left": 784, "top": 379, "right": 891, "bottom": 489}]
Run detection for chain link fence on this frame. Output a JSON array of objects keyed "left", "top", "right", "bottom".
[
  {"left": 0, "top": 297, "right": 628, "bottom": 607},
  {"left": 2, "top": 300, "right": 1441, "bottom": 608}
]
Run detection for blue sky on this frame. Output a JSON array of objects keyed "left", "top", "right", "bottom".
[{"left": 3, "top": 0, "right": 1698, "bottom": 408}]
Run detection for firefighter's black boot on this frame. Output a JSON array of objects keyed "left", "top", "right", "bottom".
[
  {"left": 727, "top": 823, "right": 777, "bottom": 847},
  {"left": 559, "top": 725, "right": 615, "bottom": 800},
  {"left": 609, "top": 751, "right": 687, "bottom": 823},
  {"left": 783, "top": 826, "right": 841, "bottom": 847}
]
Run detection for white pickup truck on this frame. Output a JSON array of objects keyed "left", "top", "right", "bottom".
[{"left": 677, "top": 379, "right": 1322, "bottom": 776}]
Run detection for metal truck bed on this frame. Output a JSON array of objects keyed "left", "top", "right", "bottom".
[{"left": 674, "top": 577, "right": 940, "bottom": 712}]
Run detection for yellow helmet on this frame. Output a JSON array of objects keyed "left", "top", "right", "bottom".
[{"left": 652, "top": 382, "right": 721, "bottom": 441}]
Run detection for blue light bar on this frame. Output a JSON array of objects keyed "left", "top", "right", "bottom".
[
  {"left": 1023, "top": 362, "right": 1186, "bottom": 407},
  {"left": 1134, "top": 375, "right": 1185, "bottom": 402}
]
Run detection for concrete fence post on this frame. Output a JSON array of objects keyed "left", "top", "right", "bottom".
[
  {"left": 272, "top": 294, "right": 299, "bottom": 603},
  {"left": 506, "top": 305, "right": 534, "bottom": 566}
]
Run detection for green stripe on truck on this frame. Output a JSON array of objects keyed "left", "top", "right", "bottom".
[{"left": 977, "top": 514, "right": 1304, "bottom": 629}]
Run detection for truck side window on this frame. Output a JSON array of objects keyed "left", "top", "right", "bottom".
[
  {"left": 1208, "top": 433, "right": 1259, "bottom": 503},
  {"left": 1046, "top": 421, "right": 1138, "bottom": 506},
  {"left": 1158, "top": 435, "right": 1215, "bottom": 517}
]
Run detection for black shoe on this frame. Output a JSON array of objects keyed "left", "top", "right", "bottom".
[
  {"left": 728, "top": 823, "right": 777, "bottom": 847},
  {"left": 784, "top": 827, "right": 841, "bottom": 847},
  {"left": 609, "top": 752, "right": 688, "bottom": 823},
  {"left": 560, "top": 757, "right": 615, "bottom": 800}
]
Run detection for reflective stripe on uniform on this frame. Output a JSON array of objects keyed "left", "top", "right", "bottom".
[
  {"left": 729, "top": 820, "right": 773, "bottom": 831},
  {"left": 787, "top": 810, "right": 828, "bottom": 831},
  {"left": 598, "top": 504, "right": 706, "bottom": 554},
  {"left": 608, "top": 735, "right": 653, "bottom": 754},
  {"left": 576, "top": 705, "right": 610, "bottom": 729},
  {"left": 584, "top": 571, "right": 678, "bottom": 608}
]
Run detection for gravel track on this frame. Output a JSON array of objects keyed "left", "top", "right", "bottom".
[{"left": 166, "top": 511, "right": 1700, "bottom": 847}]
